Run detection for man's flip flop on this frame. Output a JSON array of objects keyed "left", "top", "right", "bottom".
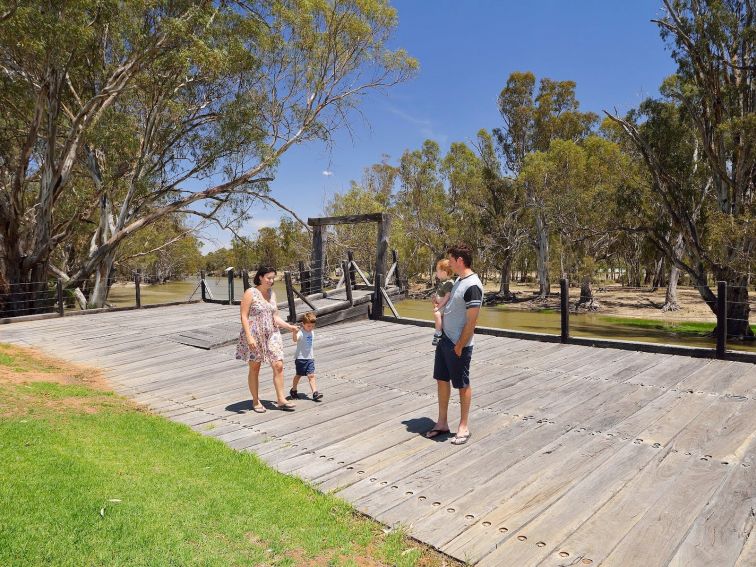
[
  {"left": 451, "top": 433, "right": 471, "bottom": 445},
  {"left": 424, "top": 428, "right": 451, "bottom": 439}
]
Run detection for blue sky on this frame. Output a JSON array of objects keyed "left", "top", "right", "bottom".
[{"left": 200, "top": 0, "right": 676, "bottom": 251}]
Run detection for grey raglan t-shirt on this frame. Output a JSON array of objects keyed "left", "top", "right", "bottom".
[
  {"left": 295, "top": 329, "right": 314, "bottom": 360},
  {"left": 442, "top": 273, "right": 484, "bottom": 347}
]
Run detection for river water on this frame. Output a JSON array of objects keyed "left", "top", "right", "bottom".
[
  {"left": 107, "top": 279, "right": 755, "bottom": 352},
  {"left": 392, "top": 299, "right": 755, "bottom": 353}
]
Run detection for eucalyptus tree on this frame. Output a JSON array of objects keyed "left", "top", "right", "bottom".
[
  {"left": 0, "top": 0, "right": 416, "bottom": 314},
  {"left": 394, "top": 139, "right": 448, "bottom": 281},
  {"left": 494, "top": 72, "right": 597, "bottom": 298},
  {"left": 521, "top": 136, "right": 628, "bottom": 310},
  {"left": 607, "top": 0, "right": 754, "bottom": 336},
  {"left": 468, "top": 129, "right": 527, "bottom": 297},
  {"left": 440, "top": 141, "right": 485, "bottom": 265}
]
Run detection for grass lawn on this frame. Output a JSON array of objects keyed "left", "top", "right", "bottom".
[
  {"left": 600, "top": 316, "right": 756, "bottom": 336},
  {"left": 0, "top": 344, "right": 455, "bottom": 567}
]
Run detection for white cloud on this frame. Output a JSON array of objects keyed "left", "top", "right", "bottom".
[
  {"left": 322, "top": 170, "right": 333, "bottom": 176},
  {"left": 388, "top": 104, "right": 448, "bottom": 144}
]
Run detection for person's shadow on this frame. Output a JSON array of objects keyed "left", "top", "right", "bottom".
[
  {"left": 402, "top": 417, "right": 450, "bottom": 442},
  {"left": 225, "top": 400, "right": 253, "bottom": 413},
  {"left": 225, "top": 399, "right": 282, "bottom": 413}
]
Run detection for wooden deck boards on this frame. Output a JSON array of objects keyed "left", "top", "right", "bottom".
[{"left": 1, "top": 302, "right": 754, "bottom": 566}]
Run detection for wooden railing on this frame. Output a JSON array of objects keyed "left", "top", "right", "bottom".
[{"left": 282, "top": 249, "right": 404, "bottom": 324}]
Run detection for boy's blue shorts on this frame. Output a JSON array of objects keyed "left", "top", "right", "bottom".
[
  {"left": 433, "top": 334, "right": 473, "bottom": 389},
  {"left": 295, "top": 359, "right": 315, "bottom": 376}
]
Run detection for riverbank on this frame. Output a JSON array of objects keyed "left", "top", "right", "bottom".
[{"left": 413, "top": 281, "right": 743, "bottom": 323}]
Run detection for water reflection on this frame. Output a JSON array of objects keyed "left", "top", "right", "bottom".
[{"left": 391, "top": 299, "right": 756, "bottom": 353}]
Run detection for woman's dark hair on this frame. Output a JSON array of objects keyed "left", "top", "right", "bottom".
[{"left": 253, "top": 266, "right": 277, "bottom": 285}]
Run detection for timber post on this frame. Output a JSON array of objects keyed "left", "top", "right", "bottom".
[
  {"left": 560, "top": 278, "right": 569, "bottom": 343},
  {"left": 343, "top": 260, "right": 354, "bottom": 306},
  {"left": 298, "top": 261, "right": 309, "bottom": 295},
  {"left": 284, "top": 271, "right": 297, "bottom": 323},
  {"left": 716, "top": 281, "right": 727, "bottom": 359},
  {"left": 372, "top": 273, "right": 384, "bottom": 320},
  {"left": 374, "top": 213, "right": 390, "bottom": 308},
  {"left": 391, "top": 249, "right": 401, "bottom": 288},
  {"left": 310, "top": 225, "right": 326, "bottom": 294},
  {"left": 56, "top": 278, "right": 64, "bottom": 317},
  {"left": 346, "top": 250, "right": 356, "bottom": 288},
  {"left": 135, "top": 270, "right": 142, "bottom": 309},
  {"left": 227, "top": 269, "right": 234, "bottom": 305}
]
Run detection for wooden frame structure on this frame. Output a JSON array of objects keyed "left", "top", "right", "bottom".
[{"left": 307, "top": 213, "right": 391, "bottom": 319}]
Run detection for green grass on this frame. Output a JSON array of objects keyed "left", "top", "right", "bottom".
[
  {"left": 600, "top": 316, "right": 756, "bottom": 336},
  {"left": 0, "top": 345, "right": 451, "bottom": 567}
]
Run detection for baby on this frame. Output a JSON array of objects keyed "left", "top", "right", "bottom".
[{"left": 432, "top": 259, "right": 454, "bottom": 345}]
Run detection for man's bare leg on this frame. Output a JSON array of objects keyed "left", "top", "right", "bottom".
[
  {"left": 457, "top": 385, "right": 472, "bottom": 437},
  {"left": 429, "top": 379, "right": 451, "bottom": 435}
]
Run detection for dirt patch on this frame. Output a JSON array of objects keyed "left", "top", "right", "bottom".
[
  {"left": 491, "top": 283, "right": 745, "bottom": 322},
  {"left": 0, "top": 344, "right": 119, "bottom": 418},
  {"left": 0, "top": 344, "right": 111, "bottom": 390}
]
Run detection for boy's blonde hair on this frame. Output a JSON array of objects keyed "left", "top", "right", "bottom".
[
  {"left": 302, "top": 312, "right": 317, "bottom": 325},
  {"left": 436, "top": 258, "right": 451, "bottom": 275}
]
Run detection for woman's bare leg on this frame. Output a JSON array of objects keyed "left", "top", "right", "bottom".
[
  {"left": 248, "top": 361, "right": 262, "bottom": 407},
  {"left": 271, "top": 360, "right": 290, "bottom": 405}
]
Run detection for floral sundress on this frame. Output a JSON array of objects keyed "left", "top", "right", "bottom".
[{"left": 235, "top": 287, "right": 284, "bottom": 363}]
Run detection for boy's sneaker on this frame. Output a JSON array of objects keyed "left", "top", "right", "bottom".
[
  {"left": 312, "top": 391, "right": 323, "bottom": 402},
  {"left": 432, "top": 332, "right": 442, "bottom": 346},
  {"left": 288, "top": 389, "right": 298, "bottom": 400}
]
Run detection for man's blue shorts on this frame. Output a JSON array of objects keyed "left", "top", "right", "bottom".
[
  {"left": 295, "top": 358, "right": 315, "bottom": 376},
  {"left": 433, "top": 334, "right": 473, "bottom": 389}
]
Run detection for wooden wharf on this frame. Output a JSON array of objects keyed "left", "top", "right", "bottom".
[{"left": 2, "top": 302, "right": 755, "bottom": 566}]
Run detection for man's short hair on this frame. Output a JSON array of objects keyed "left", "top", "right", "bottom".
[
  {"left": 302, "top": 312, "right": 317, "bottom": 324},
  {"left": 447, "top": 242, "right": 474, "bottom": 268}
]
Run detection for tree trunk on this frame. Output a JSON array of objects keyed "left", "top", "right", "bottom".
[
  {"left": 575, "top": 274, "right": 600, "bottom": 311},
  {"left": 662, "top": 264, "right": 681, "bottom": 312},
  {"left": 662, "top": 235, "right": 684, "bottom": 312},
  {"left": 535, "top": 211, "right": 550, "bottom": 298},
  {"left": 651, "top": 257, "right": 665, "bottom": 291},
  {"left": 697, "top": 272, "right": 752, "bottom": 339},
  {"left": 498, "top": 254, "right": 514, "bottom": 299},
  {"left": 0, "top": 233, "right": 53, "bottom": 317},
  {"left": 724, "top": 278, "right": 753, "bottom": 338},
  {"left": 627, "top": 259, "right": 642, "bottom": 287},
  {"left": 87, "top": 252, "right": 116, "bottom": 308}
]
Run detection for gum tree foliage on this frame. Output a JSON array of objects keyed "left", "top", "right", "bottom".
[
  {"left": 0, "top": 0, "right": 416, "bottom": 313},
  {"left": 607, "top": 0, "right": 754, "bottom": 336},
  {"left": 494, "top": 72, "right": 597, "bottom": 298}
]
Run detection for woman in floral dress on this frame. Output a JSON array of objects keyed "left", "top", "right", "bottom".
[{"left": 236, "top": 266, "right": 299, "bottom": 412}]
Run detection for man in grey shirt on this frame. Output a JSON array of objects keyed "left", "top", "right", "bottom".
[{"left": 425, "top": 242, "right": 483, "bottom": 445}]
